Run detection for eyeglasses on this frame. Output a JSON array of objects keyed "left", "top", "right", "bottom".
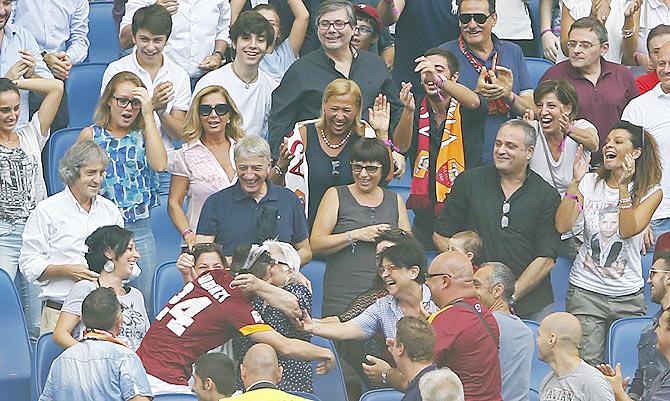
[
  {"left": 113, "top": 96, "right": 142, "bottom": 110},
  {"left": 565, "top": 40, "right": 600, "bottom": 50},
  {"left": 351, "top": 162, "right": 382, "bottom": 174},
  {"left": 331, "top": 159, "right": 341, "bottom": 178},
  {"left": 501, "top": 201, "right": 510, "bottom": 229},
  {"left": 378, "top": 263, "right": 402, "bottom": 275},
  {"left": 317, "top": 19, "right": 350, "bottom": 31},
  {"left": 270, "top": 258, "right": 290, "bottom": 268},
  {"left": 458, "top": 13, "right": 493, "bottom": 25},
  {"left": 356, "top": 25, "right": 374, "bottom": 35},
  {"left": 650, "top": 268, "right": 670, "bottom": 277},
  {"left": 198, "top": 103, "right": 232, "bottom": 117},
  {"left": 424, "top": 272, "right": 451, "bottom": 281}
]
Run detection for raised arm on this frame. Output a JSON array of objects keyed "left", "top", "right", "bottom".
[
  {"left": 286, "top": 0, "right": 310, "bottom": 57},
  {"left": 555, "top": 145, "right": 589, "bottom": 233},
  {"left": 231, "top": 274, "right": 302, "bottom": 319},
  {"left": 15, "top": 78, "right": 64, "bottom": 136},
  {"left": 135, "top": 87, "right": 168, "bottom": 172},
  {"left": 167, "top": 175, "right": 194, "bottom": 248},
  {"left": 377, "top": 0, "right": 406, "bottom": 26},
  {"left": 302, "top": 313, "right": 368, "bottom": 340}
]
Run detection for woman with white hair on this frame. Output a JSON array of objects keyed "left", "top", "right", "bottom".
[{"left": 231, "top": 240, "right": 313, "bottom": 392}]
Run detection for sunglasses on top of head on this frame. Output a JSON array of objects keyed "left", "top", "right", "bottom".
[
  {"left": 458, "top": 13, "right": 493, "bottom": 25},
  {"left": 198, "top": 103, "right": 232, "bottom": 117}
]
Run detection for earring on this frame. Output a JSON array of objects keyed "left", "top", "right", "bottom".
[{"left": 103, "top": 260, "right": 115, "bottom": 273}]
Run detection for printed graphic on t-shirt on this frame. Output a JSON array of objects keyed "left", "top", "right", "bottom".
[
  {"left": 541, "top": 387, "right": 575, "bottom": 401},
  {"left": 582, "top": 202, "right": 626, "bottom": 279}
]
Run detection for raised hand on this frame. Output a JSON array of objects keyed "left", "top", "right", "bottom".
[
  {"left": 572, "top": 144, "right": 591, "bottom": 183},
  {"left": 132, "top": 87, "right": 154, "bottom": 115},
  {"left": 618, "top": 153, "right": 636, "bottom": 185},
  {"left": 368, "top": 94, "right": 391, "bottom": 136},
  {"left": 414, "top": 56, "right": 439, "bottom": 84},
  {"left": 542, "top": 31, "right": 560, "bottom": 62},
  {"left": 399, "top": 82, "right": 415, "bottom": 112},
  {"left": 152, "top": 81, "right": 175, "bottom": 113},
  {"left": 492, "top": 66, "right": 514, "bottom": 100},
  {"left": 475, "top": 68, "right": 505, "bottom": 99},
  {"left": 625, "top": 0, "right": 642, "bottom": 17}
]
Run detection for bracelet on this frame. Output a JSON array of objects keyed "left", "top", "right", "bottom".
[
  {"left": 506, "top": 92, "right": 517, "bottom": 107},
  {"left": 619, "top": 196, "right": 632, "bottom": 204},
  {"left": 346, "top": 231, "right": 357, "bottom": 254},
  {"left": 182, "top": 228, "right": 194, "bottom": 238},
  {"left": 540, "top": 28, "right": 553, "bottom": 36},
  {"left": 618, "top": 202, "right": 633, "bottom": 210},
  {"left": 273, "top": 165, "right": 285, "bottom": 176},
  {"left": 565, "top": 193, "right": 583, "bottom": 212},
  {"left": 622, "top": 27, "right": 636, "bottom": 39},
  {"left": 384, "top": 139, "right": 400, "bottom": 153}
]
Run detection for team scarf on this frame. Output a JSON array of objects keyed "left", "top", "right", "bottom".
[
  {"left": 82, "top": 328, "right": 129, "bottom": 348},
  {"left": 407, "top": 96, "right": 465, "bottom": 216},
  {"left": 458, "top": 35, "right": 509, "bottom": 116}
]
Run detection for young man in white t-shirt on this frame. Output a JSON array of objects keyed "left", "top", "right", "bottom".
[{"left": 193, "top": 11, "right": 279, "bottom": 139}]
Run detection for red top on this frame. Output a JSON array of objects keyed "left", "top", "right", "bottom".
[
  {"left": 137, "top": 270, "right": 272, "bottom": 385},
  {"left": 636, "top": 71, "right": 660, "bottom": 95},
  {"left": 428, "top": 297, "right": 503, "bottom": 401}
]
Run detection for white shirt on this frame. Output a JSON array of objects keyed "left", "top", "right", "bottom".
[
  {"left": 19, "top": 187, "right": 123, "bottom": 302},
  {"left": 492, "top": 0, "right": 533, "bottom": 40},
  {"left": 564, "top": 0, "right": 626, "bottom": 63},
  {"left": 622, "top": 83, "right": 670, "bottom": 220},
  {"left": 638, "top": 0, "right": 670, "bottom": 54},
  {"left": 101, "top": 49, "right": 191, "bottom": 152},
  {"left": 193, "top": 63, "right": 279, "bottom": 138},
  {"left": 121, "top": 0, "right": 232, "bottom": 78},
  {"left": 12, "top": 0, "right": 90, "bottom": 64}
]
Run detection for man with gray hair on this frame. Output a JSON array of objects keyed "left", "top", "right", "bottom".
[
  {"left": 419, "top": 368, "right": 465, "bottom": 401},
  {"left": 194, "top": 136, "right": 311, "bottom": 264},
  {"left": 434, "top": 119, "right": 561, "bottom": 321},
  {"left": 474, "top": 262, "right": 534, "bottom": 401},
  {"left": 20, "top": 140, "right": 123, "bottom": 334}
]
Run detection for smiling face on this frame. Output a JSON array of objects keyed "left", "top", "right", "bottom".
[
  {"left": 458, "top": 0, "right": 496, "bottom": 48},
  {"left": 194, "top": 251, "right": 226, "bottom": 278},
  {"left": 472, "top": 265, "right": 495, "bottom": 308},
  {"left": 536, "top": 92, "right": 572, "bottom": 135},
  {"left": 656, "top": 43, "right": 670, "bottom": 93},
  {"left": 378, "top": 257, "right": 417, "bottom": 296},
  {"left": 422, "top": 54, "right": 456, "bottom": 98},
  {"left": 109, "top": 239, "right": 140, "bottom": 279},
  {"left": 648, "top": 258, "right": 670, "bottom": 304},
  {"left": 351, "top": 160, "right": 384, "bottom": 192},
  {"left": 199, "top": 92, "right": 230, "bottom": 137},
  {"left": 493, "top": 124, "right": 533, "bottom": 175},
  {"left": 323, "top": 94, "right": 357, "bottom": 136},
  {"left": 107, "top": 80, "right": 142, "bottom": 131},
  {"left": 70, "top": 162, "right": 107, "bottom": 201},
  {"left": 236, "top": 155, "right": 271, "bottom": 197},
  {"left": 0, "top": 0, "right": 11, "bottom": 31},
  {"left": 602, "top": 128, "right": 639, "bottom": 171},
  {"left": 567, "top": 28, "right": 607, "bottom": 71},
  {"left": 133, "top": 28, "right": 167, "bottom": 65},
  {"left": 317, "top": 8, "right": 354, "bottom": 52},
  {"left": 0, "top": 89, "right": 20, "bottom": 134},
  {"left": 233, "top": 33, "right": 269, "bottom": 66}
]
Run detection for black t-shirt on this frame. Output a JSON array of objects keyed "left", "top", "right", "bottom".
[{"left": 434, "top": 166, "right": 561, "bottom": 315}]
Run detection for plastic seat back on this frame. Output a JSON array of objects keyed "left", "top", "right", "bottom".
[
  {"left": 151, "top": 195, "right": 183, "bottom": 266},
  {"left": 302, "top": 260, "right": 325, "bottom": 318},
  {"left": 359, "top": 389, "right": 404, "bottom": 401},
  {"left": 290, "top": 391, "right": 324, "bottom": 401},
  {"left": 608, "top": 317, "right": 653, "bottom": 381},
  {"left": 550, "top": 256, "right": 572, "bottom": 312},
  {"left": 33, "top": 332, "right": 64, "bottom": 396},
  {"left": 65, "top": 63, "right": 107, "bottom": 127},
  {"left": 525, "top": 57, "right": 554, "bottom": 88},
  {"left": 151, "top": 261, "right": 184, "bottom": 321},
  {"left": 312, "top": 336, "right": 348, "bottom": 401},
  {"left": 87, "top": 1, "right": 121, "bottom": 63},
  {"left": 45, "top": 127, "right": 83, "bottom": 195}
]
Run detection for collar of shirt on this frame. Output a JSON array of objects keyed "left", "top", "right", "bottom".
[
  {"left": 651, "top": 82, "right": 670, "bottom": 98},
  {"left": 388, "top": 284, "right": 434, "bottom": 313},
  {"left": 246, "top": 380, "right": 276, "bottom": 391},
  {"left": 647, "top": 0, "right": 668, "bottom": 11},
  {"left": 567, "top": 57, "right": 614, "bottom": 81},
  {"left": 461, "top": 34, "right": 503, "bottom": 64},
  {"left": 130, "top": 47, "right": 170, "bottom": 83},
  {"left": 64, "top": 185, "right": 100, "bottom": 214},
  {"left": 405, "top": 364, "right": 437, "bottom": 394},
  {"left": 232, "top": 180, "right": 279, "bottom": 202},
  {"left": 316, "top": 46, "right": 359, "bottom": 69}
]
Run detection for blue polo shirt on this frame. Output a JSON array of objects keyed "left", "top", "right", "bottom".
[
  {"left": 197, "top": 181, "right": 309, "bottom": 255},
  {"left": 441, "top": 36, "right": 532, "bottom": 165},
  {"left": 402, "top": 364, "right": 437, "bottom": 401}
]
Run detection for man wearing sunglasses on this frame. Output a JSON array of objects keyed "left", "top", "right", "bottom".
[{"left": 439, "top": 0, "right": 535, "bottom": 165}]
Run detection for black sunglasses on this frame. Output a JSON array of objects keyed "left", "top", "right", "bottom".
[
  {"left": 198, "top": 103, "right": 232, "bottom": 117},
  {"left": 458, "top": 13, "right": 493, "bottom": 24}
]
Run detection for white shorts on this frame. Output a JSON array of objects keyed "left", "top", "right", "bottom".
[{"left": 147, "top": 374, "right": 193, "bottom": 395}]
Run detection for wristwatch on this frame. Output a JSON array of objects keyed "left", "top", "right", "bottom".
[
  {"left": 381, "top": 368, "right": 391, "bottom": 385},
  {"left": 212, "top": 50, "right": 226, "bottom": 63}
]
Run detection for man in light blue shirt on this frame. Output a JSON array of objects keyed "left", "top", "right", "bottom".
[{"left": 39, "top": 287, "right": 153, "bottom": 401}]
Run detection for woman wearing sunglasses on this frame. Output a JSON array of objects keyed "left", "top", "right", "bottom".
[
  {"left": 78, "top": 71, "right": 167, "bottom": 302},
  {"left": 271, "top": 78, "right": 394, "bottom": 229},
  {"left": 168, "top": 85, "right": 245, "bottom": 251},
  {"left": 311, "top": 138, "right": 411, "bottom": 320}
]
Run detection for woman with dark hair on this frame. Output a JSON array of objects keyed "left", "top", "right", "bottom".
[
  {"left": 556, "top": 120, "right": 662, "bottom": 365},
  {"left": 310, "top": 137, "right": 411, "bottom": 318},
  {"left": 78, "top": 71, "right": 167, "bottom": 302},
  {"left": 52, "top": 225, "right": 150, "bottom": 351}
]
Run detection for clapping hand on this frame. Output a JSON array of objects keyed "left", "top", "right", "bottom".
[
  {"left": 572, "top": 144, "right": 591, "bottom": 183},
  {"left": 399, "top": 82, "right": 415, "bottom": 113},
  {"left": 152, "top": 81, "right": 175, "bottom": 113}
]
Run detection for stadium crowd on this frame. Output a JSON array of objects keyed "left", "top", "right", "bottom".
[{"left": 3, "top": 0, "right": 670, "bottom": 400}]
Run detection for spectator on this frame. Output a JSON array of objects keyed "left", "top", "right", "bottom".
[
  {"left": 195, "top": 136, "right": 311, "bottom": 264},
  {"left": 541, "top": 17, "right": 638, "bottom": 165},
  {"left": 102, "top": 4, "right": 191, "bottom": 194},
  {"left": 623, "top": 42, "right": 670, "bottom": 241},
  {"left": 526, "top": 79, "right": 598, "bottom": 258},
  {"left": 418, "top": 368, "right": 465, "bottom": 401},
  {"left": 556, "top": 120, "right": 662, "bottom": 365},
  {"left": 441, "top": 0, "right": 535, "bottom": 165},
  {"left": 192, "top": 353, "right": 237, "bottom": 401},
  {"left": 350, "top": 4, "right": 380, "bottom": 53},
  {"left": 53, "top": 226, "right": 149, "bottom": 351},
  {"left": 537, "top": 312, "right": 615, "bottom": 401},
  {"left": 168, "top": 85, "right": 244, "bottom": 251},
  {"left": 388, "top": 317, "right": 438, "bottom": 401},
  {"left": 175, "top": 242, "right": 227, "bottom": 284},
  {"left": 392, "top": 47, "right": 487, "bottom": 249},
  {"left": 598, "top": 308, "right": 670, "bottom": 401},
  {"left": 473, "top": 262, "right": 534, "bottom": 401},
  {"left": 273, "top": 78, "right": 393, "bottom": 228},
  {"left": 194, "top": 11, "right": 278, "bottom": 138},
  {"left": 447, "top": 231, "right": 483, "bottom": 266},
  {"left": 113, "top": 0, "right": 128, "bottom": 32},
  {"left": 255, "top": 1, "right": 309, "bottom": 83},
  {"left": 137, "top": 243, "right": 334, "bottom": 395},
  {"left": 491, "top": 0, "right": 535, "bottom": 57},
  {"left": 78, "top": 71, "right": 167, "bottom": 303},
  {"left": 310, "top": 138, "right": 411, "bottom": 317},
  {"left": 236, "top": 343, "right": 311, "bottom": 400},
  {"left": 634, "top": 3, "right": 670, "bottom": 68},
  {"left": 120, "top": 0, "right": 231, "bottom": 81},
  {"left": 434, "top": 119, "right": 562, "bottom": 320},
  {"left": 635, "top": 25, "right": 670, "bottom": 94},
  {"left": 267, "top": 0, "right": 402, "bottom": 157},
  {"left": 13, "top": 0, "right": 89, "bottom": 131},
  {"left": 424, "top": 251, "right": 502, "bottom": 401},
  {"left": 628, "top": 250, "right": 670, "bottom": 400},
  {"left": 232, "top": 241, "right": 314, "bottom": 392},
  {"left": 19, "top": 141, "right": 123, "bottom": 334},
  {"left": 39, "top": 287, "right": 153, "bottom": 401},
  {"left": 0, "top": 76, "right": 63, "bottom": 340}
]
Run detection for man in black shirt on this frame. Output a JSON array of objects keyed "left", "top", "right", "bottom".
[{"left": 433, "top": 119, "right": 561, "bottom": 319}]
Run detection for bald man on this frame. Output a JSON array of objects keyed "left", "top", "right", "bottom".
[
  {"left": 425, "top": 251, "right": 503, "bottom": 401},
  {"left": 236, "top": 344, "right": 309, "bottom": 401},
  {"left": 537, "top": 312, "right": 614, "bottom": 401}
]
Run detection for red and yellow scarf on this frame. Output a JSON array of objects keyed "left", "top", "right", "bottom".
[{"left": 82, "top": 328, "right": 129, "bottom": 348}]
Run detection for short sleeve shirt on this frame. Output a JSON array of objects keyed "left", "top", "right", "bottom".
[
  {"left": 540, "top": 360, "right": 615, "bottom": 401},
  {"left": 260, "top": 39, "right": 297, "bottom": 83},
  {"left": 137, "top": 269, "right": 272, "bottom": 385}
]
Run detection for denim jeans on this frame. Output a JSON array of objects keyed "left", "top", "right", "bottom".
[
  {"left": 126, "top": 217, "right": 156, "bottom": 316},
  {"left": 650, "top": 218, "right": 670, "bottom": 252},
  {"left": 0, "top": 220, "right": 41, "bottom": 343}
]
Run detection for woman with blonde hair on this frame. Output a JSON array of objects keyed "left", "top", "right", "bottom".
[
  {"left": 168, "top": 85, "right": 245, "bottom": 250},
  {"left": 271, "top": 78, "right": 392, "bottom": 228},
  {"left": 78, "top": 71, "right": 167, "bottom": 301}
]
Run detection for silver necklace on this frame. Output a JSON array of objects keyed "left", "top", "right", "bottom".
[
  {"left": 231, "top": 64, "right": 257, "bottom": 89},
  {"left": 320, "top": 129, "right": 351, "bottom": 149},
  {"left": 0, "top": 133, "right": 12, "bottom": 147}
]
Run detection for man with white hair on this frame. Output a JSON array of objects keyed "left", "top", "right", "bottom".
[{"left": 418, "top": 368, "right": 465, "bottom": 401}]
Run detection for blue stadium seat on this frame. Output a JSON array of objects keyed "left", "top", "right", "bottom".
[
  {"left": 312, "top": 336, "right": 348, "bottom": 401},
  {"left": 87, "top": 1, "right": 121, "bottom": 63},
  {"left": 608, "top": 316, "right": 653, "bottom": 381},
  {"left": 0, "top": 269, "right": 32, "bottom": 400},
  {"left": 45, "top": 127, "right": 83, "bottom": 195},
  {"left": 153, "top": 394, "right": 198, "bottom": 400},
  {"left": 151, "top": 261, "right": 185, "bottom": 321},
  {"left": 524, "top": 319, "right": 551, "bottom": 392},
  {"left": 65, "top": 63, "right": 107, "bottom": 127},
  {"left": 388, "top": 186, "right": 409, "bottom": 203},
  {"left": 390, "top": 172, "right": 411, "bottom": 189},
  {"left": 528, "top": 0, "right": 543, "bottom": 57},
  {"left": 525, "top": 57, "right": 554, "bottom": 88},
  {"left": 529, "top": 388, "right": 540, "bottom": 401},
  {"left": 302, "top": 260, "right": 325, "bottom": 318},
  {"left": 359, "top": 389, "right": 403, "bottom": 401},
  {"left": 151, "top": 195, "right": 184, "bottom": 266},
  {"left": 550, "top": 256, "right": 572, "bottom": 312},
  {"left": 291, "top": 391, "right": 323, "bottom": 401},
  {"left": 33, "top": 332, "right": 64, "bottom": 397}
]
